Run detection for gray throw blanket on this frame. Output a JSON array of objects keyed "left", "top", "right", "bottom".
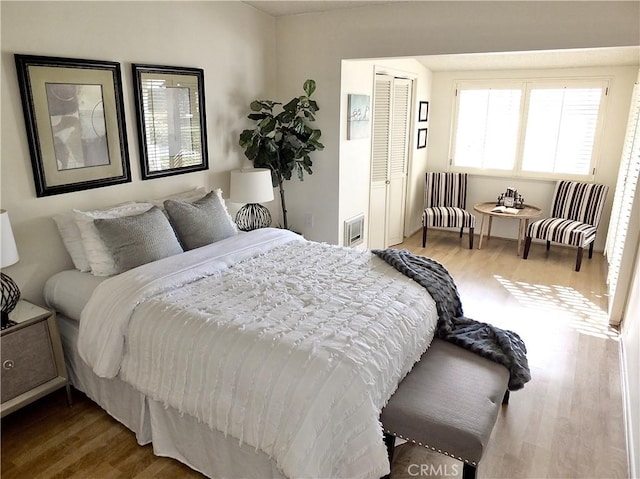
[{"left": 373, "top": 248, "right": 531, "bottom": 391}]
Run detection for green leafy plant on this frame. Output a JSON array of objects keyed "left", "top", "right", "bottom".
[{"left": 239, "top": 79, "right": 324, "bottom": 230}]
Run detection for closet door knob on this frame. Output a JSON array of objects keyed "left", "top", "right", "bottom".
[{"left": 3, "top": 359, "right": 15, "bottom": 370}]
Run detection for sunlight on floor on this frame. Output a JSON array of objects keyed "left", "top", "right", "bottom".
[{"left": 494, "top": 275, "right": 619, "bottom": 340}]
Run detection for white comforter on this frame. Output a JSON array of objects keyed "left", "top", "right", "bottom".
[{"left": 79, "top": 228, "right": 438, "bottom": 478}]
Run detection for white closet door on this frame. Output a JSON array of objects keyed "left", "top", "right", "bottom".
[
  {"left": 369, "top": 75, "right": 392, "bottom": 249},
  {"left": 386, "top": 78, "right": 411, "bottom": 246},
  {"left": 369, "top": 74, "right": 411, "bottom": 249}
]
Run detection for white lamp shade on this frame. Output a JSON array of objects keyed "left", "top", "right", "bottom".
[
  {"left": 1, "top": 210, "right": 19, "bottom": 268},
  {"left": 230, "top": 168, "right": 275, "bottom": 204}
]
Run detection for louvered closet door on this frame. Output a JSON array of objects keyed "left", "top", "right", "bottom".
[{"left": 369, "top": 74, "right": 411, "bottom": 248}]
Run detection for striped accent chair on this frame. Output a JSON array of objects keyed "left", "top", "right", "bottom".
[
  {"left": 523, "top": 181, "right": 609, "bottom": 272},
  {"left": 422, "top": 172, "right": 475, "bottom": 249}
]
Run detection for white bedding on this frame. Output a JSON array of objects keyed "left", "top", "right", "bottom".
[{"left": 78, "top": 228, "right": 438, "bottom": 478}]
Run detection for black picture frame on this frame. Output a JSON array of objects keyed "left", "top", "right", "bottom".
[
  {"left": 417, "top": 128, "right": 428, "bottom": 149},
  {"left": 132, "top": 64, "right": 209, "bottom": 180},
  {"left": 15, "top": 54, "right": 131, "bottom": 197},
  {"left": 418, "top": 101, "right": 429, "bottom": 122}
]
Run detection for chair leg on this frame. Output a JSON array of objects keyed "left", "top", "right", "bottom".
[
  {"left": 523, "top": 236, "right": 532, "bottom": 259},
  {"left": 462, "top": 463, "right": 477, "bottom": 479},
  {"left": 546, "top": 240, "right": 551, "bottom": 251},
  {"left": 460, "top": 227, "right": 464, "bottom": 238},
  {"left": 588, "top": 242, "right": 594, "bottom": 259},
  {"left": 422, "top": 225, "right": 427, "bottom": 248},
  {"left": 381, "top": 433, "right": 395, "bottom": 479},
  {"left": 469, "top": 227, "right": 474, "bottom": 249},
  {"left": 576, "top": 247, "right": 584, "bottom": 272}
]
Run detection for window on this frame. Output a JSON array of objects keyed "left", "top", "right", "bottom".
[{"left": 450, "top": 79, "right": 609, "bottom": 179}]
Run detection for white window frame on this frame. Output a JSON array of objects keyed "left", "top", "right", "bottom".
[{"left": 449, "top": 77, "right": 610, "bottom": 181}]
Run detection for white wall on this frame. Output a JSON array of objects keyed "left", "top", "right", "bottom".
[
  {"left": 274, "top": 1, "right": 640, "bottom": 244},
  {"left": 427, "top": 66, "right": 638, "bottom": 250},
  {"left": 338, "top": 58, "right": 431, "bottom": 248},
  {"left": 621, "top": 241, "right": 640, "bottom": 479},
  {"left": 0, "top": 1, "right": 276, "bottom": 305}
]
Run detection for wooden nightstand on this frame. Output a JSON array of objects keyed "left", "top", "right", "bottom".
[{"left": 1, "top": 300, "right": 71, "bottom": 417}]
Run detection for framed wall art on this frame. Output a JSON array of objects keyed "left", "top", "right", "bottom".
[
  {"left": 347, "top": 93, "right": 371, "bottom": 140},
  {"left": 417, "top": 128, "right": 428, "bottom": 149},
  {"left": 14, "top": 54, "right": 130, "bottom": 197},
  {"left": 418, "top": 101, "right": 429, "bottom": 122},
  {"left": 132, "top": 64, "right": 208, "bottom": 180}
]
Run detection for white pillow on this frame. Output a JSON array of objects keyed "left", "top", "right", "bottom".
[
  {"left": 74, "top": 202, "right": 154, "bottom": 276},
  {"left": 53, "top": 212, "right": 91, "bottom": 272},
  {"left": 147, "top": 186, "right": 208, "bottom": 211}
]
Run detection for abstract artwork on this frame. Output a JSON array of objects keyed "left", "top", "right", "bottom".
[{"left": 45, "top": 83, "right": 110, "bottom": 170}]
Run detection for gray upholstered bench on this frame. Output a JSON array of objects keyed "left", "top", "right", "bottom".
[{"left": 381, "top": 339, "right": 510, "bottom": 479}]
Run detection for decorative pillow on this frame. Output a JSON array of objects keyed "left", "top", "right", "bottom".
[
  {"left": 164, "top": 189, "right": 237, "bottom": 250},
  {"left": 53, "top": 212, "right": 91, "bottom": 272},
  {"left": 94, "top": 206, "right": 183, "bottom": 274},
  {"left": 74, "top": 202, "right": 155, "bottom": 276}
]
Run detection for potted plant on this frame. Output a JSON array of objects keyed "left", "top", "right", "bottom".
[{"left": 239, "top": 79, "right": 324, "bottom": 230}]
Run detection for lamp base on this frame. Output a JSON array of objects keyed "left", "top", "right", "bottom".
[
  {"left": 235, "top": 203, "right": 272, "bottom": 232},
  {"left": 1, "top": 272, "right": 20, "bottom": 328}
]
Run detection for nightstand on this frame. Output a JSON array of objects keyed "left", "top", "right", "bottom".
[{"left": 1, "top": 300, "right": 71, "bottom": 417}]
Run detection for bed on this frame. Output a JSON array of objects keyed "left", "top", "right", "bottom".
[{"left": 45, "top": 194, "right": 440, "bottom": 479}]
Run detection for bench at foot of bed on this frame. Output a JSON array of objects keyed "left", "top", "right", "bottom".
[{"left": 381, "top": 338, "right": 510, "bottom": 479}]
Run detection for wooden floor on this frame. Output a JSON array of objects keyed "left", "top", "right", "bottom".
[{"left": 1, "top": 230, "right": 628, "bottom": 478}]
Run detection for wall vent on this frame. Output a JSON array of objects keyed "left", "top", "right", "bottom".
[{"left": 344, "top": 214, "right": 365, "bottom": 247}]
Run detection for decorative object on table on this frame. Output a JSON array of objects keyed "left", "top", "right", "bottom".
[
  {"left": 422, "top": 172, "right": 475, "bottom": 249},
  {"left": 417, "top": 128, "right": 428, "bottom": 149},
  {"left": 497, "top": 187, "right": 524, "bottom": 209},
  {"left": 346, "top": 94, "right": 371, "bottom": 140},
  {"left": 239, "top": 79, "right": 324, "bottom": 230},
  {"left": 14, "top": 54, "right": 130, "bottom": 197},
  {"left": 1, "top": 210, "right": 20, "bottom": 329},
  {"left": 230, "top": 168, "right": 275, "bottom": 231},
  {"left": 132, "top": 64, "right": 208, "bottom": 180},
  {"left": 523, "top": 180, "right": 609, "bottom": 272},
  {"left": 418, "top": 101, "right": 429, "bottom": 122}
]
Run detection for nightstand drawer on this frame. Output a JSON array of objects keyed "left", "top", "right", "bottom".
[{"left": 1, "top": 320, "right": 57, "bottom": 403}]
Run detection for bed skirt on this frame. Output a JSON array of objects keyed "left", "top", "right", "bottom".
[{"left": 57, "top": 315, "right": 287, "bottom": 479}]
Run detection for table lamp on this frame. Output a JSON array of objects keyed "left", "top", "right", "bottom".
[
  {"left": 1, "top": 210, "right": 20, "bottom": 328},
  {"left": 230, "top": 168, "right": 274, "bottom": 231}
]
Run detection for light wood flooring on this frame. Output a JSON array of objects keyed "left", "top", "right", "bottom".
[{"left": 1, "top": 230, "right": 628, "bottom": 478}]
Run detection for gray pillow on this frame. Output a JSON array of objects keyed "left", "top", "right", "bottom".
[
  {"left": 164, "top": 189, "right": 238, "bottom": 250},
  {"left": 94, "top": 206, "right": 183, "bottom": 274}
]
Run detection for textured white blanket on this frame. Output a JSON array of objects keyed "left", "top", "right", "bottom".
[{"left": 79, "top": 228, "right": 437, "bottom": 478}]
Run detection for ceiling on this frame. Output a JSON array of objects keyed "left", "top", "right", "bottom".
[
  {"left": 243, "top": 1, "right": 394, "bottom": 17},
  {"left": 417, "top": 46, "right": 640, "bottom": 71},
  {"left": 242, "top": 2, "right": 640, "bottom": 70}
]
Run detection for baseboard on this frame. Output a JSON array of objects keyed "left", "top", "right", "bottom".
[{"left": 619, "top": 339, "right": 638, "bottom": 478}]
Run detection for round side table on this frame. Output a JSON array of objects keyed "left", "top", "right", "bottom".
[{"left": 473, "top": 202, "right": 542, "bottom": 255}]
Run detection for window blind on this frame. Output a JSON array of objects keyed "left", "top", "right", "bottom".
[
  {"left": 453, "top": 88, "right": 521, "bottom": 170},
  {"left": 522, "top": 87, "right": 602, "bottom": 175},
  {"left": 450, "top": 78, "right": 608, "bottom": 180},
  {"left": 605, "top": 82, "right": 640, "bottom": 300}
]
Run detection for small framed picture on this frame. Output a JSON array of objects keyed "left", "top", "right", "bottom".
[
  {"left": 417, "top": 128, "right": 428, "bottom": 149},
  {"left": 418, "top": 101, "right": 429, "bottom": 122},
  {"left": 347, "top": 93, "right": 371, "bottom": 140}
]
